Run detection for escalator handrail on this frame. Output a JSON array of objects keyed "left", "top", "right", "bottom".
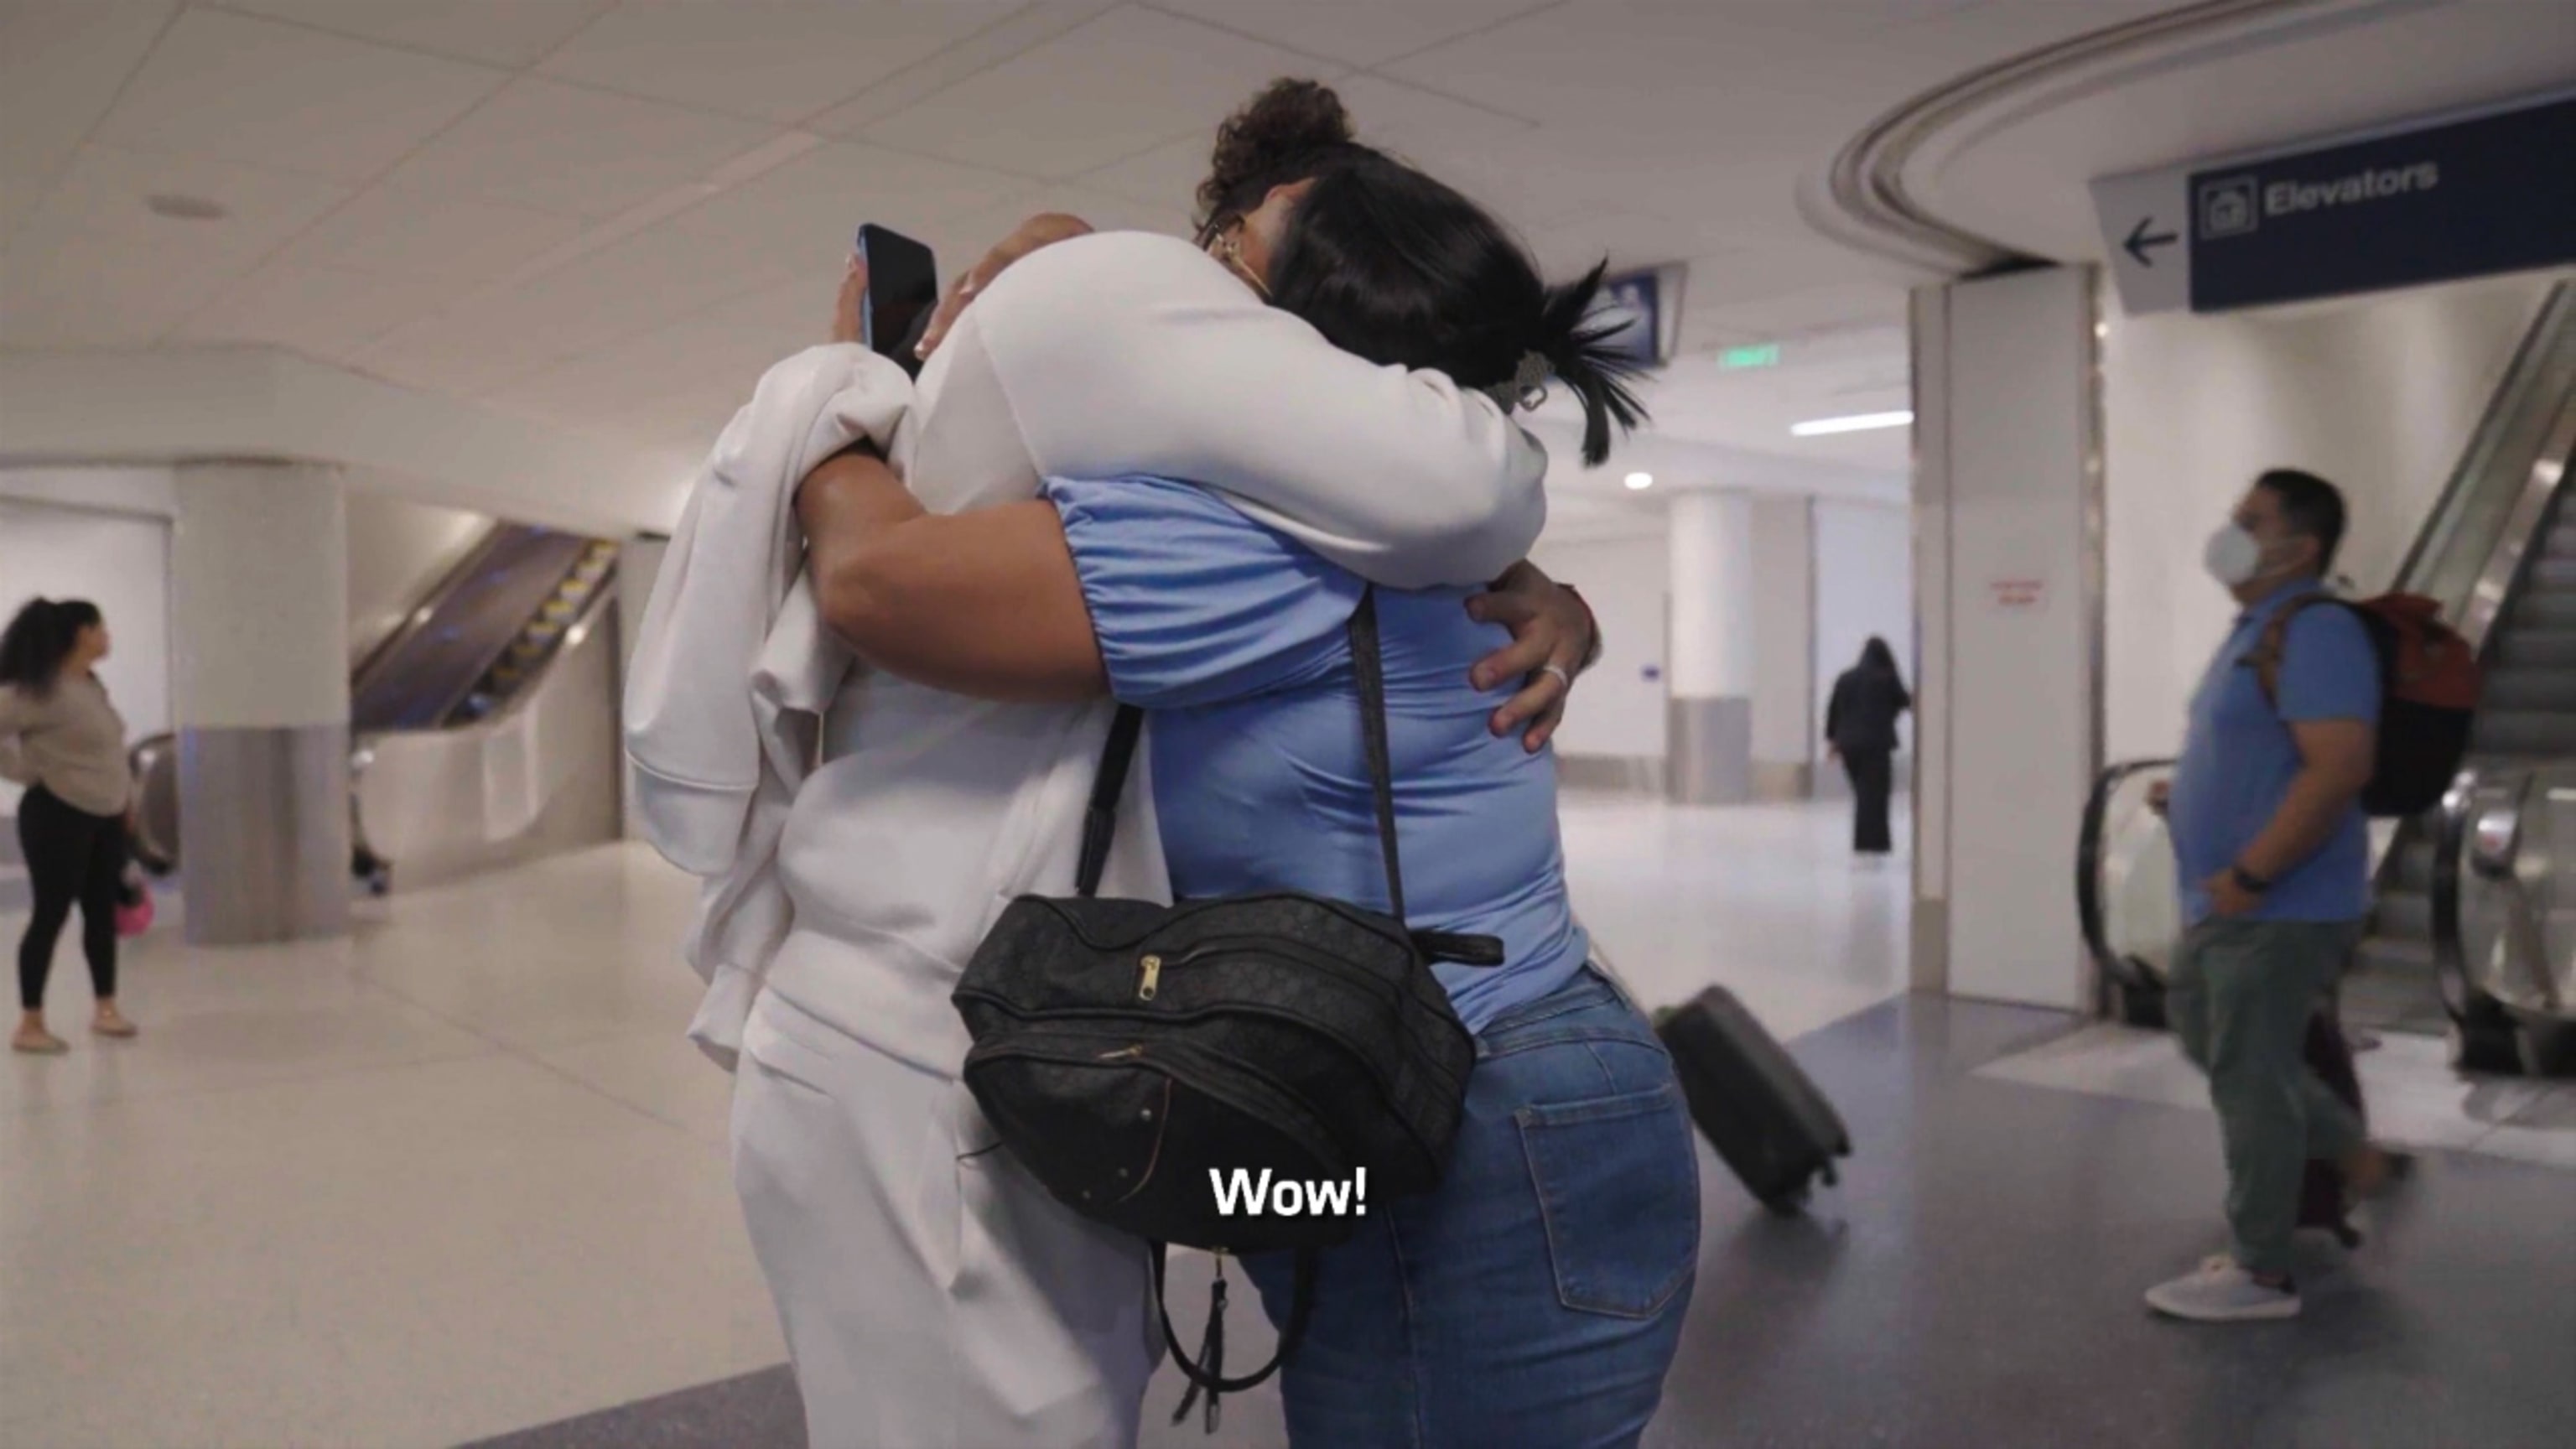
[
  {"left": 2391, "top": 280, "right": 2576, "bottom": 632},
  {"left": 2431, "top": 766, "right": 2477, "bottom": 1020},
  {"left": 419, "top": 540, "right": 608, "bottom": 730},
  {"left": 2078, "top": 756, "right": 2176, "bottom": 996},
  {"left": 348, "top": 522, "right": 517, "bottom": 698}
]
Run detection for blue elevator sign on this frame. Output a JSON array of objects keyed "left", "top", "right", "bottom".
[{"left": 2092, "top": 91, "right": 2576, "bottom": 317}]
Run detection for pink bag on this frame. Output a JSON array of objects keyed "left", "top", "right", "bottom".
[{"left": 115, "top": 867, "right": 154, "bottom": 938}]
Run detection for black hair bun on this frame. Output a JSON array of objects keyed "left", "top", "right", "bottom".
[{"left": 1198, "top": 79, "right": 1354, "bottom": 226}]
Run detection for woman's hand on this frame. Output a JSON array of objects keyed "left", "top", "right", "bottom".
[
  {"left": 912, "top": 212, "right": 1093, "bottom": 359},
  {"left": 1466, "top": 563, "right": 1597, "bottom": 753}
]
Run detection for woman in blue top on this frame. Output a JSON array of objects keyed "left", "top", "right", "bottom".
[{"left": 794, "top": 86, "right": 1699, "bottom": 1448}]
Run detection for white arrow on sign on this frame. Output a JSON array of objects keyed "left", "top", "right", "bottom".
[{"left": 2090, "top": 168, "right": 2191, "bottom": 316}]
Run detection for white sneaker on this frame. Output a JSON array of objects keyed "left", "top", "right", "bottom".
[{"left": 2145, "top": 1259, "right": 2300, "bottom": 1322}]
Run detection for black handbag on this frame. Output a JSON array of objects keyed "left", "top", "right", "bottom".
[{"left": 952, "top": 588, "right": 1499, "bottom": 1428}]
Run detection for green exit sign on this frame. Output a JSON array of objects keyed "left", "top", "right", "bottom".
[{"left": 1719, "top": 343, "right": 1781, "bottom": 370}]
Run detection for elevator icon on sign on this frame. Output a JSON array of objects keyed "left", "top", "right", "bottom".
[{"left": 2199, "top": 175, "right": 2259, "bottom": 240}]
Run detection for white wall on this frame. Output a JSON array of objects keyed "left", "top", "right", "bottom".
[
  {"left": 0, "top": 480, "right": 174, "bottom": 815},
  {"left": 1530, "top": 532, "right": 1667, "bottom": 761},
  {"left": 1749, "top": 498, "right": 1815, "bottom": 772},
  {"left": 2103, "top": 273, "right": 2550, "bottom": 762},
  {"left": 346, "top": 492, "right": 491, "bottom": 664},
  {"left": 1814, "top": 499, "right": 1917, "bottom": 764}
]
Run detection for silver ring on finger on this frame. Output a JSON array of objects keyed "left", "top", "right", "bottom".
[{"left": 1539, "top": 663, "right": 1572, "bottom": 690}]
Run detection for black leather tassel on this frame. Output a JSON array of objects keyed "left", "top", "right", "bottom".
[{"left": 1170, "top": 1259, "right": 1228, "bottom": 1431}]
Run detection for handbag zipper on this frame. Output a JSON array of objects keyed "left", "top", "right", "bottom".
[
  {"left": 958, "top": 993, "right": 1469, "bottom": 1156},
  {"left": 1138, "top": 954, "right": 1162, "bottom": 1001}
]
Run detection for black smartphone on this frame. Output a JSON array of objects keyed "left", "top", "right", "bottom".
[{"left": 856, "top": 224, "right": 937, "bottom": 379}]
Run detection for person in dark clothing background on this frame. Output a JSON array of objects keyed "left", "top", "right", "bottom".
[
  {"left": 1, "top": 598, "right": 140, "bottom": 1054},
  {"left": 1826, "top": 636, "right": 1911, "bottom": 856}
]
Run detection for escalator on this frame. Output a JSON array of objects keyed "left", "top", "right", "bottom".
[
  {"left": 130, "top": 524, "right": 623, "bottom": 891},
  {"left": 2080, "top": 281, "right": 2576, "bottom": 1075},
  {"left": 351, "top": 527, "right": 617, "bottom": 733}
]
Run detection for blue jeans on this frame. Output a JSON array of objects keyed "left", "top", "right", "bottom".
[{"left": 1239, "top": 968, "right": 1700, "bottom": 1447}]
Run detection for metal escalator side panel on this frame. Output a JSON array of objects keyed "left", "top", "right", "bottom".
[
  {"left": 2458, "top": 765, "right": 2576, "bottom": 1021},
  {"left": 2079, "top": 758, "right": 2177, "bottom": 1015}
]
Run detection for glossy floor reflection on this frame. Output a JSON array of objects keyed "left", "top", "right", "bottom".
[{"left": 4, "top": 792, "right": 1897, "bottom": 1448}]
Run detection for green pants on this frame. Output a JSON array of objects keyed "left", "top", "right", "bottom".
[{"left": 2167, "top": 917, "right": 2366, "bottom": 1276}]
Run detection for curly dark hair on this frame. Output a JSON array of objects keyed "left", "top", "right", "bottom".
[
  {"left": 1191, "top": 79, "right": 1646, "bottom": 465},
  {"left": 1195, "top": 79, "right": 1358, "bottom": 236}
]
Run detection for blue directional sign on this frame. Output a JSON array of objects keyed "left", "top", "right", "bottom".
[
  {"left": 2189, "top": 94, "right": 2575, "bottom": 312},
  {"left": 2093, "top": 91, "right": 2575, "bottom": 317}
]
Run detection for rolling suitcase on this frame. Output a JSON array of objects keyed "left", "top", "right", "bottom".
[{"left": 1654, "top": 986, "right": 1852, "bottom": 1213}]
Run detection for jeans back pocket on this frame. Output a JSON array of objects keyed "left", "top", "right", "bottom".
[{"left": 1516, "top": 1084, "right": 1699, "bottom": 1318}]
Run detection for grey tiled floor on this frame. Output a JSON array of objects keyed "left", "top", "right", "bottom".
[{"left": 478, "top": 997, "right": 2576, "bottom": 1449}]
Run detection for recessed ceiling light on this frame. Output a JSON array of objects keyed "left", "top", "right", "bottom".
[
  {"left": 1623, "top": 472, "right": 1654, "bottom": 491},
  {"left": 145, "top": 193, "right": 227, "bottom": 221},
  {"left": 1790, "top": 410, "right": 1913, "bottom": 437}
]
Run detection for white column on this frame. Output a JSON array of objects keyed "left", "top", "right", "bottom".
[
  {"left": 1665, "top": 490, "right": 1756, "bottom": 804},
  {"left": 1910, "top": 267, "right": 2103, "bottom": 1010},
  {"left": 172, "top": 463, "right": 352, "bottom": 944},
  {"left": 1749, "top": 496, "right": 1817, "bottom": 799}
]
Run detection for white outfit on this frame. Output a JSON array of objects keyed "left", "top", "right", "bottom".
[{"left": 626, "top": 231, "right": 1547, "bottom": 1449}]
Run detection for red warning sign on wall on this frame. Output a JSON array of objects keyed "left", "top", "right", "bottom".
[{"left": 1987, "top": 577, "right": 2048, "bottom": 613}]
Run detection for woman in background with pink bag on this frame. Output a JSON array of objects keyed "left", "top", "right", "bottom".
[{"left": 0, "top": 598, "right": 142, "bottom": 1054}]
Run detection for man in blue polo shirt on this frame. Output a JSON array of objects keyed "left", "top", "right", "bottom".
[{"left": 2146, "top": 469, "right": 2398, "bottom": 1323}]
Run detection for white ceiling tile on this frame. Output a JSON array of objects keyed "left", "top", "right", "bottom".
[
  {"left": 1333, "top": 74, "right": 1535, "bottom": 158},
  {"left": 1704, "top": 0, "right": 1992, "bottom": 40},
  {"left": 1382, "top": 3, "right": 1923, "bottom": 136},
  {"left": 215, "top": 0, "right": 619, "bottom": 70},
  {"left": 375, "top": 76, "right": 778, "bottom": 218},
  {"left": 1144, "top": 1, "right": 1551, "bottom": 67},
  {"left": 356, "top": 225, "right": 805, "bottom": 396},
  {"left": 1852, "top": 0, "right": 2182, "bottom": 70},
  {"left": 663, "top": 141, "right": 1026, "bottom": 278},
  {"left": 860, "top": 8, "right": 1324, "bottom": 180},
  {"left": 1076, "top": 135, "right": 1213, "bottom": 209},
  {"left": 1526, "top": 211, "right": 1740, "bottom": 278},
  {"left": 174, "top": 259, "right": 456, "bottom": 358},
  {"left": 92, "top": 8, "right": 506, "bottom": 184},
  {"left": 0, "top": 143, "right": 349, "bottom": 347},
  {"left": 913, "top": 184, "right": 1198, "bottom": 285},
  {"left": 271, "top": 186, "right": 588, "bottom": 281},
  {"left": 0, "top": 1, "right": 178, "bottom": 244},
  {"left": 506, "top": 278, "right": 819, "bottom": 432},
  {"left": 806, "top": 3, "right": 1120, "bottom": 135},
  {"left": 539, "top": 1, "right": 1026, "bottom": 125},
  {"left": 1680, "top": 280, "right": 1917, "bottom": 349}
]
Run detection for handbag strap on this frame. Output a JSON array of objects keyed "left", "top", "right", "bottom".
[
  {"left": 1073, "top": 588, "right": 1407, "bottom": 924},
  {"left": 1075, "top": 704, "right": 1145, "bottom": 897},
  {"left": 1345, "top": 588, "right": 1406, "bottom": 922}
]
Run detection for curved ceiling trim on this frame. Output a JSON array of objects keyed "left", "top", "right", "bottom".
[{"left": 1808, "top": 0, "right": 2429, "bottom": 277}]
